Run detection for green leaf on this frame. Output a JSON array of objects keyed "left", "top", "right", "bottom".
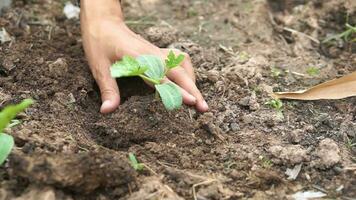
[
  {"left": 128, "top": 153, "right": 144, "bottom": 171},
  {"left": 0, "top": 99, "right": 34, "bottom": 133},
  {"left": 165, "top": 50, "right": 185, "bottom": 69},
  {"left": 136, "top": 55, "right": 165, "bottom": 80},
  {"left": 155, "top": 83, "right": 182, "bottom": 110},
  {"left": 111, "top": 56, "right": 148, "bottom": 78},
  {"left": 0, "top": 133, "right": 14, "bottom": 165}
]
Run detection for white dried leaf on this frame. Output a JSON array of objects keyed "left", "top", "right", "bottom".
[
  {"left": 0, "top": 28, "right": 12, "bottom": 43},
  {"left": 63, "top": 2, "right": 80, "bottom": 19},
  {"left": 285, "top": 163, "right": 302, "bottom": 180},
  {"left": 292, "top": 191, "right": 326, "bottom": 200}
]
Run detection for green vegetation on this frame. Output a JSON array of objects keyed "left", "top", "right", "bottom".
[
  {"left": 306, "top": 67, "right": 320, "bottom": 76},
  {"left": 265, "top": 98, "right": 284, "bottom": 119},
  {"left": 259, "top": 155, "right": 273, "bottom": 169},
  {"left": 271, "top": 67, "right": 282, "bottom": 78},
  {"left": 346, "top": 137, "right": 356, "bottom": 150},
  {"left": 0, "top": 99, "right": 33, "bottom": 165},
  {"left": 111, "top": 50, "right": 184, "bottom": 110},
  {"left": 265, "top": 99, "right": 283, "bottom": 111},
  {"left": 128, "top": 153, "right": 144, "bottom": 171},
  {"left": 323, "top": 23, "right": 356, "bottom": 43}
]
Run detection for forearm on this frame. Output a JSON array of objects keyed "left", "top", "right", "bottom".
[{"left": 80, "top": 0, "right": 124, "bottom": 21}]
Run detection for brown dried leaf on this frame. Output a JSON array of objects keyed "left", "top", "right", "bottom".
[{"left": 273, "top": 72, "right": 356, "bottom": 100}]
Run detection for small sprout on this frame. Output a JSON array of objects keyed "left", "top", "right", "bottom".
[
  {"left": 306, "top": 67, "right": 320, "bottom": 76},
  {"left": 265, "top": 98, "right": 284, "bottom": 120},
  {"left": 128, "top": 153, "right": 144, "bottom": 171},
  {"left": 187, "top": 8, "right": 198, "bottom": 17},
  {"left": 265, "top": 99, "right": 283, "bottom": 111},
  {"left": 271, "top": 67, "right": 282, "bottom": 78},
  {"left": 259, "top": 155, "right": 273, "bottom": 169},
  {"left": 238, "top": 51, "right": 250, "bottom": 63},
  {"left": 323, "top": 23, "right": 356, "bottom": 43},
  {"left": 111, "top": 50, "right": 185, "bottom": 110},
  {"left": 346, "top": 137, "right": 356, "bottom": 150},
  {"left": 0, "top": 99, "right": 33, "bottom": 165}
]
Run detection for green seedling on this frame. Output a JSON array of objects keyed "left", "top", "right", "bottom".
[
  {"left": 0, "top": 99, "right": 33, "bottom": 165},
  {"left": 259, "top": 155, "right": 273, "bottom": 169},
  {"left": 306, "top": 67, "right": 320, "bottom": 76},
  {"left": 265, "top": 99, "right": 283, "bottom": 111},
  {"left": 265, "top": 98, "right": 284, "bottom": 119},
  {"left": 346, "top": 137, "right": 356, "bottom": 150},
  {"left": 323, "top": 23, "right": 356, "bottom": 43},
  {"left": 271, "top": 67, "right": 282, "bottom": 78},
  {"left": 128, "top": 153, "right": 144, "bottom": 171},
  {"left": 111, "top": 50, "right": 184, "bottom": 110}
]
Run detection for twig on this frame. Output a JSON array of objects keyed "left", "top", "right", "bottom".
[
  {"left": 283, "top": 27, "right": 320, "bottom": 44},
  {"left": 192, "top": 179, "right": 218, "bottom": 200},
  {"left": 142, "top": 163, "right": 158, "bottom": 176}
]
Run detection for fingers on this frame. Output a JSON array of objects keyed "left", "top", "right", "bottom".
[
  {"left": 180, "top": 53, "right": 196, "bottom": 82},
  {"left": 90, "top": 58, "right": 121, "bottom": 114},
  {"left": 166, "top": 67, "right": 209, "bottom": 112}
]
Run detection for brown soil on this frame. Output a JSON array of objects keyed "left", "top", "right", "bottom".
[{"left": 0, "top": 0, "right": 355, "bottom": 199}]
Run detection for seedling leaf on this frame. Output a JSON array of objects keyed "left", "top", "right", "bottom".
[
  {"left": 0, "top": 133, "right": 14, "bottom": 165},
  {"left": 155, "top": 82, "right": 182, "bottom": 110},
  {"left": 111, "top": 56, "right": 148, "bottom": 78},
  {"left": 165, "top": 50, "right": 185, "bottom": 69},
  {"left": 137, "top": 55, "right": 165, "bottom": 80},
  {"left": 128, "top": 153, "right": 144, "bottom": 171},
  {"left": 306, "top": 67, "right": 320, "bottom": 76},
  {"left": 265, "top": 99, "right": 283, "bottom": 111},
  {"left": 0, "top": 99, "right": 34, "bottom": 132}
]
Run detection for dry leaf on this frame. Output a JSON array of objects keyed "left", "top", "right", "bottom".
[
  {"left": 292, "top": 191, "right": 326, "bottom": 200},
  {"left": 285, "top": 163, "right": 302, "bottom": 180},
  {"left": 273, "top": 72, "right": 356, "bottom": 100}
]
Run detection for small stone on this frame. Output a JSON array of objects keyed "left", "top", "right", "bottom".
[
  {"left": 249, "top": 93, "right": 260, "bottom": 111},
  {"left": 48, "top": 58, "right": 68, "bottom": 77},
  {"left": 145, "top": 26, "right": 178, "bottom": 47},
  {"left": 314, "top": 138, "right": 340, "bottom": 168},
  {"left": 206, "top": 69, "right": 220, "bottom": 82},
  {"left": 269, "top": 144, "right": 309, "bottom": 165},
  {"left": 241, "top": 114, "right": 254, "bottom": 124},
  {"left": 238, "top": 96, "right": 250, "bottom": 107},
  {"left": 340, "top": 120, "right": 356, "bottom": 138},
  {"left": 288, "top": 129, "right": 303, "bottom": 144},
  {"left": 230, "top": 122, "right": 240, "bottom": 132}
]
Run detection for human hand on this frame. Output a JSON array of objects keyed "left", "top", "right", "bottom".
[{"left": 80, "top": 0, "right": 208, "bottom": 114}]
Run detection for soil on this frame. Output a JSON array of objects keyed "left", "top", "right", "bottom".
[{"left": 0, "top": 0, "right": 355, "bottom": 199}]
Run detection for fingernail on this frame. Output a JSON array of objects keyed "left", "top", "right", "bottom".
[
  {"left": 201, "top": 101, "right": 209, "bottom": 111},
  {"left": 100, "top": 100, "right": 112, "bottom": 113}
]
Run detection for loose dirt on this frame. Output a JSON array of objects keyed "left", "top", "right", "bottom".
[{"left": 0, "top": 0, "right": 355, "bottom": 199}]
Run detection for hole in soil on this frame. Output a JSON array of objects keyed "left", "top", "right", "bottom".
[
  {"left": 267, "top": 0, "right": 307, "bottom": 12},
  {"left": 92, "top": 77, "right": 154, "bottom": 104},
  {"left": 117, "top": 77, "right": 154, "bottom": 102}
]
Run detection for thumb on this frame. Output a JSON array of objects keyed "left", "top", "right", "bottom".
[{"left": 91, "top": 58, "right": 121, "bottom": 114}]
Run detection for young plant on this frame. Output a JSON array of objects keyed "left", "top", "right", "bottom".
[
  {"left": 306, "top": 67, "right": 320, "bottom": 76},
  {"left": 128, "top": 153, "right": 144, "bottom": 171},
  {"left": 271, "top": 67, "right": 282, "bottom": 78},
  {"left": 265, "top": 98, "right": 284, "bottom": 119},
  {"left": 0, "top": 99, "right": 33, "bottom": 165},
  {"left": 323, "top": 23, "right": 356, "bottom": 43},
  {"left": 111, "top": 50, "right": 184, "bottom": 110}
]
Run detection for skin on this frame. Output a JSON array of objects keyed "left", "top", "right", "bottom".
[{"left": 80, "top": 0, "right": 209, "bottom": 114}]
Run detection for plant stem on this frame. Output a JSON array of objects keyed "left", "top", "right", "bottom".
[{"left": 139, "top": 75, "right": 160, "bottom": 85}]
